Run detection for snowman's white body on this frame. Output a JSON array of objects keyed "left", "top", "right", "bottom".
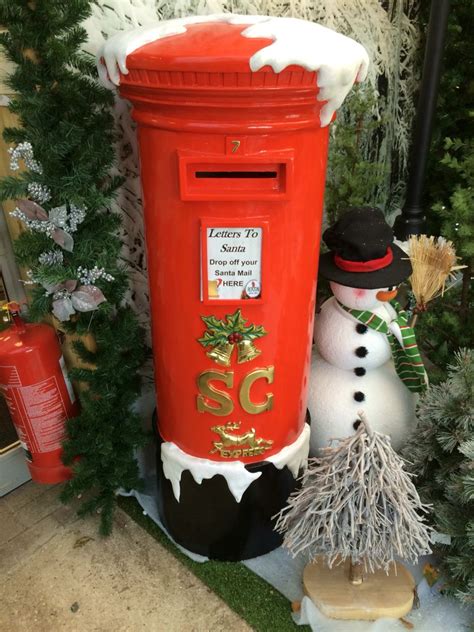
[{"left": 309, "top": 284, "right": 417, "bottom": 454}]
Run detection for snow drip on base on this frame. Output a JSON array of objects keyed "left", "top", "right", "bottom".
[
  {"left": 267, "top": 423, "right": 310, "bottom": 478},
  {"left": 161, "top": 423, "right": 311, "bottom": 504},
  {"left": 97, "top": 15, "right": 369, "bottom": 127},
  {"left": 161, "top": 442, "right": 261, "bottom": 503}
]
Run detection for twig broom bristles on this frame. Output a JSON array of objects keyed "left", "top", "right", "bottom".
[{"left": 407, "top": 235, "right": 465, "bottom": 326}]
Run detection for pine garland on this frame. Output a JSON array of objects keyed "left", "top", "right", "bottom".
[{"left": 0, "top": 0, "right": 147, "bottom": 535}]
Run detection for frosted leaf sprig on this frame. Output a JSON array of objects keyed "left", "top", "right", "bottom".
[
  {"left": 9, "top": 141, "right": 42, "bottom": 174},
  {"left": 11, "top": 200, "right": 86, "bottom": 252},
  {"left": 10, "top": 142, "right": 52, "bottom": 204},
  {"left": 51, "top": 203, "right": 86, "bottom": 234},
  {"left": 77, "top": 265, "right": 114, "bottom": 285},
  {"left": 50, "top": 280, "right": 106, "bottom": 322},
  {"left": 11, "top": 206, "right": 54, "bottom": 234}
]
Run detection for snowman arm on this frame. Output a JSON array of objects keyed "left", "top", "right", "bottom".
[
  {"left": 388, "top": 320, "right": 404, "bottom": 347},
  {"left": 389, "top": 320, "right": 429, "bottom": 387}
]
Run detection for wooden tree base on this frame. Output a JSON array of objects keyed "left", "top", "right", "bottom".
[{"left": 303, "top": 557, "right": 415, "bottom": 621}]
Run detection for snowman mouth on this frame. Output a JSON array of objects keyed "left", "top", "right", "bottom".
[{"left": 376, "top": 289, "right": 398, "bottom": 302}]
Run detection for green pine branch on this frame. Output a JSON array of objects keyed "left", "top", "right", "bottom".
[{"left": 0, "top": 175, "right": 28, "bottom": 201}]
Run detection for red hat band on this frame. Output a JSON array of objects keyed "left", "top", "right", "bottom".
[{"left": 333, "top": 246, "right": 393, "bottom": 273}]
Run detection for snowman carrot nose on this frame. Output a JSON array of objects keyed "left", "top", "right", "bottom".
[{"left": 376, "top": 288, "right": 398, "bottom": 302}]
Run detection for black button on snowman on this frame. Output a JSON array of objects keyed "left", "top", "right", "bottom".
[{"left": 309, "top": 207, "right": 421, "bottom": 454}]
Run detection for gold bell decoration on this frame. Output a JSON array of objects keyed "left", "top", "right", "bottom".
[
  {"left": 198, "top": 309, "right": 267, "bottom": 367},
  {"left": 206, "top": 341, "right": 234, "bottom": 367},
  {"left": 237, "top": 339, "right": 261, "bottom": 364}
]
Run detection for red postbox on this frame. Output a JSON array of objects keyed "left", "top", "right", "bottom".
[{"left": 99, "top": 15, "right": 368, "bottom": 559}]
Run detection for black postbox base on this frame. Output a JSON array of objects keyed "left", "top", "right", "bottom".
[{"left": 155, "top": 432, "right": 303, "bottom": 561}]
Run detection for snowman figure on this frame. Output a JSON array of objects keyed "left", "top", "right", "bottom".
[{"left": 309, "top": 207, "right": 427, "bottom": 454}]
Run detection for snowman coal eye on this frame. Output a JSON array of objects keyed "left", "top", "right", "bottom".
[{"left": 387, "top": 286, "right": 394, "bottom": 291}]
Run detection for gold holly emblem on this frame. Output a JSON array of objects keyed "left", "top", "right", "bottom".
[
  {"left": 198, "top": 308, "right": 267, "bottom": 367},
  {"left": 210, "top": 421, "right": 273, "bottom": 458}
]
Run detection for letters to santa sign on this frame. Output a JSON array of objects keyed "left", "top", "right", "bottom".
[{"left": 202, "top": 222, "right": 264, "bottom": 302}]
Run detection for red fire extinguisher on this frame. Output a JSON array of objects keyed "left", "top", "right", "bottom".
[{"left": 0, "top": 303, "right": 78, "bottom": 483}]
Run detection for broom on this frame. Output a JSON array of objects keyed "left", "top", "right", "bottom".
[{"left": 407, "top": 235, "right": 465, "bottom": 326}]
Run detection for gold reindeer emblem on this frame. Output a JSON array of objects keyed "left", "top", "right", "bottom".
[{"left": 210, "top": 421, "right": 273, "bottom": 458}]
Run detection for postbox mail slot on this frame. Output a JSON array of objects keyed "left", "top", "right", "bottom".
[
  {"left": 195, "top": 170, "right": 278, "bottom": 179},
  {"left": 179, "top": 154, "right": 293, "bottom": 201}
]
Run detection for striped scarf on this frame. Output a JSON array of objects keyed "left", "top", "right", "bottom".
[{"left": 338, "top": 300, "right": 427, "bottom": 393}]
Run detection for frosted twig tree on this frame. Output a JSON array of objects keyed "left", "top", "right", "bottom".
[{"left": 276, "top": 412, "right": 432, "bottom": 583}]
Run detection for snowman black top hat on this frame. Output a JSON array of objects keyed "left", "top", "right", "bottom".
[{"left": 318, "top": 207, "right": 412, "bottom": 289}]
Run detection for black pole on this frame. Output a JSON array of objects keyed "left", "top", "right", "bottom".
[{"left": 393, "top": 0, "right": 450, "bottom": 240}]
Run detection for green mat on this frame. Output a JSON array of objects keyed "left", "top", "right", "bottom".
[{"left": 118, "top": 496, "right": 310, "bottom": 632}]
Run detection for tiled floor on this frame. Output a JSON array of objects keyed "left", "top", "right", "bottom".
[{"left": 0, "top": 481, "right": 251, "bottom": 632}]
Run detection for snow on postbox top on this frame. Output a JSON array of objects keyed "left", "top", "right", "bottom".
[{"left": 98, "top": 15, "right": 369, "bottom": 129}]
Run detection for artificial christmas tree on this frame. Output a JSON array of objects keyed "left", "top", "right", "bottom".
[
  {"left": 406, "top": 349, "right": 474, "bottom": 604},
  {"left": 277, "top": 412, "right": 431, "bottom": 620}
]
